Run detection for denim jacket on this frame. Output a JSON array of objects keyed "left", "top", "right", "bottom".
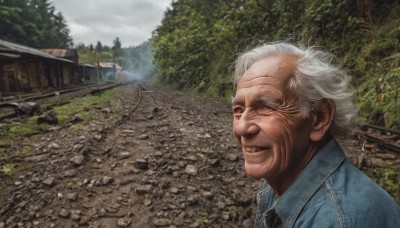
[{"left": 255, "top": 139, "right": 400, "bottom": 228}]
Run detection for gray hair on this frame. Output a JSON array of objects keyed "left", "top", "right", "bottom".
[{"left": 233, "top": 42, "right": 359, "bottom": 136}]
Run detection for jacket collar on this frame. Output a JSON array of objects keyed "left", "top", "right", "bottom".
[{"left": 273, "top": 138, "right": 346, "bottom": 227}]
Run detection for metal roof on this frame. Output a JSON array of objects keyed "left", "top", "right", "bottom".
[
  {"left": 0, "top": 39, "right": 74, "bottom": 63},
  {"left": 41, "top": 49, "right": 78, "bottom": 58},
  {"left": 99, "top": 62, "right": 122, "bottom": 70}
]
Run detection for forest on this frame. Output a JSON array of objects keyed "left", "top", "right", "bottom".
[
  {"left": 152, "top": 0, "right": 400, "bottom": 130},
  {"left": 1, "top": 0, "right": 399, "bottom": 130}
]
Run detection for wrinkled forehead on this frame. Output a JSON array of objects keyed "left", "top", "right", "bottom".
[{"left": 237, "top": 54, "right": 298, "bottom": 91}]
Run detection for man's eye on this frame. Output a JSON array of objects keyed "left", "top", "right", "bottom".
[{"left": 233, "top": 107, "right": 244, "bottom": 117}]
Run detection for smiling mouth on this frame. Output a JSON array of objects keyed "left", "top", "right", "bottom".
[{"left": 244, "top": 147, "right": 270, "bottom": 153}]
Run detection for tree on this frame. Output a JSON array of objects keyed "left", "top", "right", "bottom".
[{"left": 0, "top": 0, "right": 73, "bottom": 48}]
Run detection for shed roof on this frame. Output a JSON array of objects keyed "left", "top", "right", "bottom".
[
  {"left": 99, "top": 62, "right": 122, "bottom": 70},
  {"left": 0, "top": 39, "right": 73, "bottom": 63},
  {"left": 41, "top": 49, "right": 78, "bottom": 58}
]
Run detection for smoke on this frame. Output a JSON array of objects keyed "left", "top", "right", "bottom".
[{"left": 122, "top": 41, "right": 155, "bottom": 82}]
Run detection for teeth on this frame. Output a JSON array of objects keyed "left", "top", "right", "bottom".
[{"left": 246, "top": 147, "right": 263, "bottom": 153}]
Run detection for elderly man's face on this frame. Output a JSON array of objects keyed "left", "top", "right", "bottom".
[{"left": 232, "top": 55, "right": 314, "bottom": 187}]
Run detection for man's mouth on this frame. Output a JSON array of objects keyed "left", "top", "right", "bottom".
[{"left": 244, "top": 147, "right": 269, "bottom": 153}]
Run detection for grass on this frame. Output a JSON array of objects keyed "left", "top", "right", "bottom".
[
  {"left": 362, "top": 162, "right": 400, "bottom": 204},
  {"left": 0, "top": 87, "right": 122, "bottom": 141}
]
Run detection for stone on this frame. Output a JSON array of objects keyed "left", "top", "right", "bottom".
[
  {"left": 70, "top": 155, "right": 85, "bottom": 166},
  {"left": 138, "top": 134, "right": 149, "bottom": 140},
  {"left": 67, "top": 192, "right": 78, "bottom": 201},
  {"left": 58, "top": 209, "right": 70, "bottom": 218},
  {"left": 226, "top": 154, "right": 239, "bottom": 162},
  {"left": 117, "top": 218, "right": 132, "bottom": 227},
  {"left": 102, "top": 176, "right": 114, "bottom": 185},
  {"left": 135, "top": 159, "right": 149, "bottom": 170},
  {"left": 64, "top": 169, "right": 78, "bottom": 177},
  {"left": 185, "top": 165, "right": 198, "bottom": 176},
  {"left": 143, "top": 199, "right": 152, "bottom": 206},
  {"left": 242, "top": 218, "right": 253, "bottom": 228},
  {"left": 118, "top": 152, "right": 130, "bottom": 160},
  {"left": 136, "top": 185, "right": 152, "bottom": 195},
  {"left": 42, "top": 177, "right": 55, "bottom": 186},
  {"left": 71, "top": 213, "right": 81, "bottom": 221},
  {"left": 153, "top": 218, "right": 171, "bottom": 227}
]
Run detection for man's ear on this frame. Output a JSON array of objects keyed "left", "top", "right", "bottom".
[{"left": 310, "top": 99, "right": 336, "bottom": 142}]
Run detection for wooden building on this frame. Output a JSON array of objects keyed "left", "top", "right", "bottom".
[
  {"left": 0, "top": 39, "right": 75, "bottom": 94},
  {"left": 41, "top": 49, "right": 81, "bottom": 84},
  {"left": 98, "top": 62, "right": 122, "bottom": 81},
  {"left": 78, "top": 64, "right": 98, "bottom": 82}
]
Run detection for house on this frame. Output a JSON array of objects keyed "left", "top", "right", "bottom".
[
  {"left": 41, "top": 48, "right": 80, "bottom": 84},
  {"left": 98, "top": 62, "right": 122, "bottom": 81},
  {"left": 78, "top": 64, "right": 98, "bottom": 82},
  {"left": 0, "top": 39, "right": 75, "bottom": 94}
]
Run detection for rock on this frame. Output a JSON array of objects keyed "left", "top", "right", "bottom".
[
  {"left": 184, "top": 155, "right": 197, "bottom": 161},
  {"left": 117, "top": 218, "right": 132, "bottom": 227},
  {"left": 367, "top": 158, "right": 386, "bottom": 167},
  {"left": 71, "top": 213, "right": 81, "bottom": 221},
  {"left": 143, "top": 199, "right": 152, "bottom": 206},
  {"left": 70, "top": 155, "right": 85, "bottom": 166},
  {"left": 37, "top": 110, "right": 58, "bottom": 125},
  {"left": 221, "top": 211, "right": 230, "bottom": 220},
  {"left": 48, "top": 142, "right": 60, "bottom": 149},
  {"left": 135, "top": 159, "right": 149, "bottom": 170},
  {"left": 153, "top": 218, "right": 172, "bottom": 227},
  {"left": 122, "top": 129, "right": 135, "bottom": 133},
  {"left": 67, "top": 192, "right": 78, "bottom": 201},
  {"left": 64, "top": 169, "right": 78, "bottom": 177},
  {"left": 58, "top": 208, "right": 70, "bottom": 218},
  {"left": 118, "top": 151, "right": 131, "bottom": 160},
  {"left": 101, "top": 176, "right": 114, "bottom": 185},
  {"left": 242, "top": 218, "right": 253, "bottom": 227},
  {"left": 185, "top": 165, "right": 198, "bottom": 176},
  {"left": 42, "top": 177, "right": 55, "bottom": 186},
  {"left": 101, "top": 108, "right": 111, "bottom": 113},
  {"left": 57, "top": 192, "right": 64, "bottom": 199},
  {"left": 138, "top": 134, "right": 149, "bottom": 140},
  {"left": 136, "top": 185, "right": 152, "bottom": 195},
  {"left": 170, "top": 187, "right": 179, "bottom": 194},
  {"left": 202, "top": 191, "right": 214, "bottom": 199},
  {"left": 226, "top": 154, "right": 239, "bottom": 162}
]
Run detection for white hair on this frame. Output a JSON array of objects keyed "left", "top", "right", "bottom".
[{"left": 233, "top": 42, "right": 359, "bottom": 136}]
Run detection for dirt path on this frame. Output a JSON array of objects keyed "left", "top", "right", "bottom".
[
  {"left": 0, "top": 83, "right": 398, "bottom": 228},
  {"left": 0, "top": 84, "right": 257, "bottom": 227}
]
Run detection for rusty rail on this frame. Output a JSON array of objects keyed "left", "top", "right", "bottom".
[{"left": 355, "top": 123, "right": 400, "bottom": 153}]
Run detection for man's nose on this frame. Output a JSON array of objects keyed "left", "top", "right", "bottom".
[{"left": 234, "top": 111, "right": 259, "bottom": 136}]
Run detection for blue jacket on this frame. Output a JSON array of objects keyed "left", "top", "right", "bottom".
[{"left": 255, "top": 139, "right": 400, "bottom": 228}]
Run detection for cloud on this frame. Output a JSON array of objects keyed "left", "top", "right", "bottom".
[{"left": 52, "top": 0, "right": 171, "bottom": 47}]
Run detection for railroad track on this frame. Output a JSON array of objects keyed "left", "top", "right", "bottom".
[
  {"left": 0, "top": 81, "right": 127, "bottom": 121},
  {"left": 355, "top": 123, "right": 400, "bottom": 153}
]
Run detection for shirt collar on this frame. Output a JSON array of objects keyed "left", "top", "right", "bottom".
[{"left": 274, "top": 138, "right": 346, "bottom": 227}]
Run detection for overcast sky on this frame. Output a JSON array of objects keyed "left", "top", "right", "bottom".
[{"left": 52, "top": 0, "right": 172, "bottom": 47}]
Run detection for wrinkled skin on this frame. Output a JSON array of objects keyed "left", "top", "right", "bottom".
[{"left": 232, "top": 54, "right": 324, "bottom": 195}]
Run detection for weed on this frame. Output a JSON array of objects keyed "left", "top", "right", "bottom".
[
  {"left": 362, "top": 162, "right": 400, "bottom": 203},
  {"left": 1, "top": 164, "right": 14, "bottom": 176}
]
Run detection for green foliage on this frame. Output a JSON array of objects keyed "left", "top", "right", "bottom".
[
  {"left": 1, "top": 164, "right": 14, "bottom": 176},
  {"left": 152, "top": 0, "right": 400, "bottom": 129},
  {"left": 0, "top": 87, "right": 121, "bottom": 140},
  {"left": 0, "top": 0, "right": 73, "bottom": 48},
  {"left": 362, "top": 162, "right": 400, "bottom": 204}
]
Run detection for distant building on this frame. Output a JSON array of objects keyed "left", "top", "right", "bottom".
[
  {"left": 41, "top": 48, "right": 80, "bottom": 84},
  {"left": 0, "top": 39, "right": 75, "bottom": 94},
  {"left": 98, "top": 62, "right": 122, "bottom": 81}
]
